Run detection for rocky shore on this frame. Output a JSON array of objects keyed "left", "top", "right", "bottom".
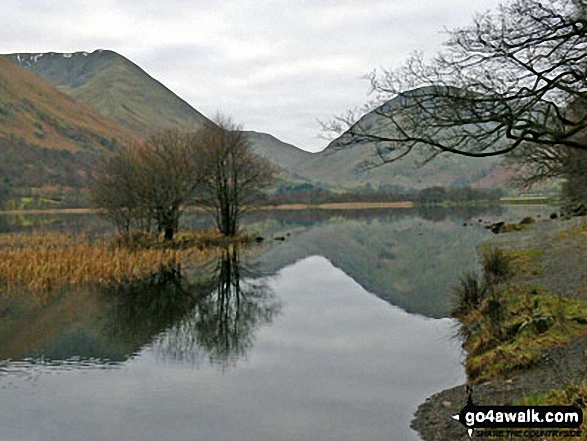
[{"left": 411, "top": 217, "right": 587, "bottom": 441}]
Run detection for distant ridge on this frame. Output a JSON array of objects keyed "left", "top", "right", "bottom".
[
  {"left": 293, "top": 89, "right": 507, "bottom": 189},
  {"left": 243, "top": 131, "right": 312, "bottom": 175},
  {"left": 7, "top": 49, "right": 507, "bottom": 191},
  {"left": 9, "top": 50, "right": 212, "bottom": 136},
  {"left": 238, "top": 96, "right": 507, "bottom": 190},
  {"left": 0, "top": 55, "right": 141, "bottom": 192}
]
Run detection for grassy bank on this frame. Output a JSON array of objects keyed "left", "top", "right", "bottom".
[
  {"left": 457, "top": 223, "right": 587, "bottom": 439},
  {"left": 412, "top": 218, "right": 587, "bottom": 441},
  {"left": 452, "top": 238, "right": 587, "bottom": 382}
]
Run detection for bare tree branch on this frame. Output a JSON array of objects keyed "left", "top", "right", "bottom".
[{"left": 323, "top": 0, "right": 587, "bottom": 165}]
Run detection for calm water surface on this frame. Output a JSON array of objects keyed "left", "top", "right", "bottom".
[{"left": 0, "top": 207, "right": 551, "bottom": 440}]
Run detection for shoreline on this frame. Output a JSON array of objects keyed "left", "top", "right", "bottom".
[
  {"left": 3, "top": 199, "right": 555, "bottom": 215},
  {"left": 0, "top": 201, "right": 414, "bottom": 215},
  {"left": 411, "top": 217, "right": 587, "bottom": 440}
]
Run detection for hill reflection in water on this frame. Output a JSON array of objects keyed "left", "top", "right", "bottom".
[
  {"left": 0, "top": 205, "right": 554, "bottom": 441},
  {"left": 0, "top": 204, "right": 551, "bottom": 372}
]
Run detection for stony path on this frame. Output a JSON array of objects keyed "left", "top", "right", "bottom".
[
  {"left": 486, "top": 217, "right": 587, "bottom": 301},
  {"left": 411, "top": 217, "right": 587, "bottom": 441}
]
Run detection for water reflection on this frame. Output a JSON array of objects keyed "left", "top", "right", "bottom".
[
  {"left": 250, "top": 205, "right": 554, "bottom": 318},
  {"left": 0, "top": 212, "right": 113, "bottom": 234},
  {"left": 0, "top": 254, "right": 463, "bottom": 441},
  {"left": 0, "top": 206, "right": 557, "bottom": 441},
  {"left": 0, "top": 205, "right": 552, "bottom": 371},
  {"left": 0, "top": 246, "right": 279, "bottom": 373},
  {"left": 153, "top": 246, "right": 280, "bottom": 367},
  {"left": 416, "top": 204, "right": 502, "bottom": 222},
  {"left": 252, "top": 215, "right": 491, "bottom": 318},
  {"left": 241, "top": 205, "right": 504, "bottom": 226}
]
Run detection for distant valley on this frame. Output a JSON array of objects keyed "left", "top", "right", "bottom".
[{"left": 1, "top": 49, "right": 509, "bottom": 208}]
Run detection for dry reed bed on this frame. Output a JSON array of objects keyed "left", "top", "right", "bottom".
[{"left": 0, "top": 233, "right": 211, "bottom": 298}]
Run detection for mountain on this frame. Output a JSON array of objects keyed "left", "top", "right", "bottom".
[
  {"left": 8, "top": 49, "right": 506, "bottom": 192},
  {"left": 9, "top": 50, "right": 211, "bottom": 136},
  {"left": 244, "top": 131, "right": 312, "bottom": 172},
  {"left": 0, "top": 55, "right": 141, "bottom": 195},
  {"left": 243, "top": 131, "right": 315, "bottom": 183},
  {"left": 290, "top": 90, "right": 506, "bottom": 190},
  {"left": 9, "top": 50, "right": 311, "bottom": 183},
  {"left": 244, "top": 123, "right": 506, "bottom": 192},
  {"left": 246, "top": 93, "right": 506, "bottom": 190},
  {"left": 298, "top": 141, "right": 504, "bottom": 190}
]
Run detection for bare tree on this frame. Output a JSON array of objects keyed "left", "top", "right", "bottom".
[
  {"left": 91, "top": 120, "right": 275, "bottom": 240},
  {"left": 90, "top": 130, "right": 200, "bottom": 240},
  {"left": 138, "top": 130, "right": 201, "bottom": 240},
  {"left": 194, "top": 118, "right": 276, "bottom": 237},
  {"left": 90, "top": 142, "right": 148, "bottom": 233},
  {"left": 325, "top": 0, "right": 587, "bottom": 166}
]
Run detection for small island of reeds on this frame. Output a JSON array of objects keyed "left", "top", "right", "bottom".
[{"left": 0, "top": 229, "right": 254, "bottom": 303}]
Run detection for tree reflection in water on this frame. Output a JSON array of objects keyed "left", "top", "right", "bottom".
[{"left": 105, "top": 246, "right": 280, "bottom": 368}]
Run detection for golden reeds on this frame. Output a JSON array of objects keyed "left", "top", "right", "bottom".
[{"left": 0, "top": 232, "right": 211, "bottom": 298}]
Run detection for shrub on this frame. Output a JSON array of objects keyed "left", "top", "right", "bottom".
[
  {"left": 452, "top": 271, "right": 487, "bottom": 316},
  {"left": 481, "top": 247, "right": 513, "bottom": 284}
]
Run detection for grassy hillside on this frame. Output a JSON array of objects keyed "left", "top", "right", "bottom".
[
  {"left": 300, "top": 91, "right": 507, "bottom": 189},
  {"left": 7, "top": 49, "right": 508, "bottom": 192},
  {"left": 244, "top": 131, "right": 312, "bottom": 173},
  {"left": 245, "top": 94, "right": 508, "bottom": 191},
  {"left": 9, "top": 50, "right": 212, "bottom": 136},
  {"left": 302, "top": 142, "right": 506, "bottom": 190},
  {"left": 0, "top": 55, "right": 141, "bottom": 199},
  {"left": 244, "top": 125, "right": 507, "bottom": 191}
]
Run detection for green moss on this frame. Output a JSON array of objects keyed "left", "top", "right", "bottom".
[
  {"left": 517, "top": 383, "right": 587, "bottom": 406},
  {"left": 506, "top": 249, "right": 544, "bottom": 277},
  {"left": 463, "top": 286, "right": 587, "bottom": 382}
]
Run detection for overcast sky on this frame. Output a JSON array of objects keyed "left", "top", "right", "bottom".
[{"left": 3, "top": 0, "right": 503, "bottom": 152}]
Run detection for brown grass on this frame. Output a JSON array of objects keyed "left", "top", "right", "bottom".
[
  {"left": 0, "top": 232, "right": 211, "bottom": 301},
  {"left": 0, "top": 55, "right": 142, "bottom": 153}
]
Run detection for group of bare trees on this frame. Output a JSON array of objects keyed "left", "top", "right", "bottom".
[
  {"left": 90, "top": 119, "right": 275, "bottom": 239},
  {"left": 326, "top": 0, "right": 586, "bottom": 201}
]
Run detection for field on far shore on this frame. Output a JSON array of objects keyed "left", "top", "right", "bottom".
[{"left": 0, "top": 201, "right": 415, "bottom": 216}]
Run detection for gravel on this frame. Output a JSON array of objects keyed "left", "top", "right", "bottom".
[{"left": 411, "top": 217, "right": 587, "bottom": 441}]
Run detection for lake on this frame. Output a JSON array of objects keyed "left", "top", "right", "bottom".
[{"left": 0, "top": 205, "right": 552, "bottom": 440}]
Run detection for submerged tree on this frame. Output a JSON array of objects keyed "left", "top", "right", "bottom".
[{"left": 325, "top": 0, "right": 587, "bottom": 169}]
